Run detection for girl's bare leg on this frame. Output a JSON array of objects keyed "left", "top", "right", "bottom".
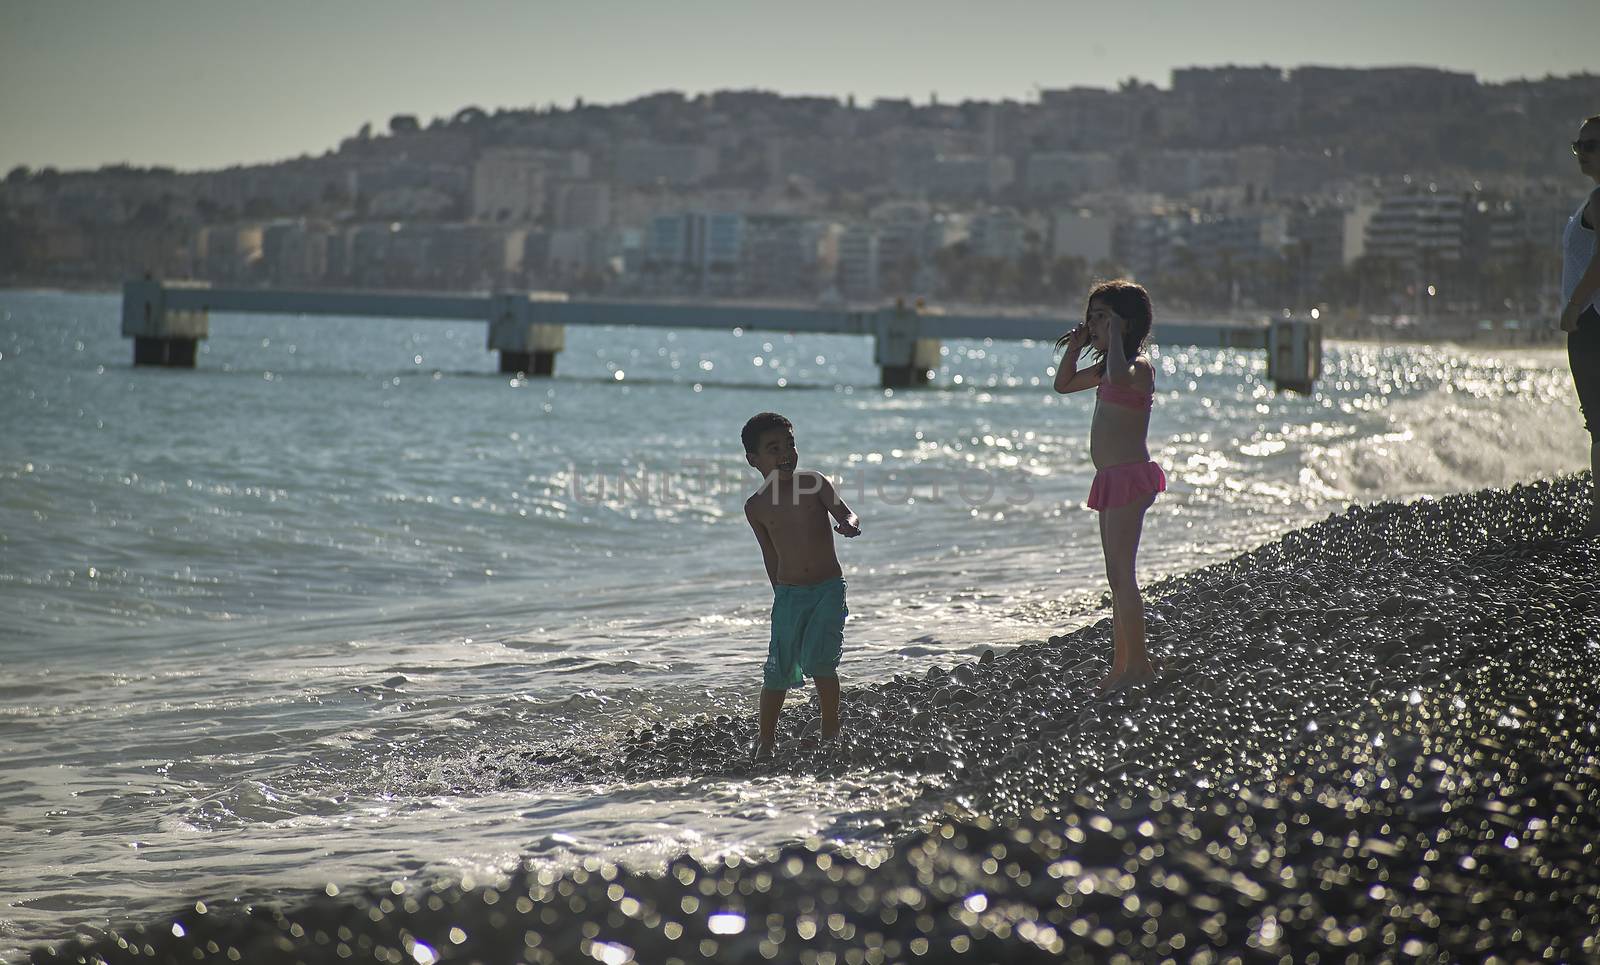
[
  {"left": 1098, "top": 494, "right": 1156, "bottom": 690},
  {"left": 1588, "top": 440, "right": 1600, "bottom": 534},
  {"left": 1097, "top": 510, "right": 1127, "bottom": 678}
]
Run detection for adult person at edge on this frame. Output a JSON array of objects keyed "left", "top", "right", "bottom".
[{"left": 1562, "top": 114, "right": 1600, "bottom": 536}]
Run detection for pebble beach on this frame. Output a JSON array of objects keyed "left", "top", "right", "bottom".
[{"left": 32, "top": 474, "right": 1600, "bottom": 963}]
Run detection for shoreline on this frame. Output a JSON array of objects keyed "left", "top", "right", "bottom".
[{"left": 28, "top": 473, "right": 1600, "bottom": 962}]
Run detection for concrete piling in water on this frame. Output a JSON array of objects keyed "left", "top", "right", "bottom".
[
  {"left": 487, "top": 292, "right": 565, "bottom": 376},
  {"left": 123, "top": 278, "right": 210, "bottom": 367},
  {"left": 1267, "top": 318, "right": 1322, "bottom": 394},
  {"left": 875, "top": 300, "right": 941, "bottom": 389}
]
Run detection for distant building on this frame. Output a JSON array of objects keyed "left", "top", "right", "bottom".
[
  {"left": 1291, "top": 66, "right": 1478, "bottom": 114},
  {"left": 969, "top": 206, "right": 1030, "bottom": 262},
  {"left": 549, "top": 180, "right": 611, "bottom": 230},
  {"left": 1037, "top": 87, "right": 1141, "bottom": 149},
  {"left": 870, "top": 201, "right": 933, "bottom": 291},
  {"left": 1461, "top": 195, "right": 1527, "bottom": 264},
  {"left": 538, "top": 150, "right": 592, "bottom": 180},
  {"left": 1366, "top": 189, "right": 1464, "bottom": 266},
  {"left": 767, "top": 135, "right": 885, "bottom": 191},
  {"left": 1051, "top": 210, "right": 1114, "bottom": 264},
  {"left": 367, "top": 186, "right": 456, "bottom": 220},
  {"left": 331, "top": 222, "right": 527, "bottom": 290},
  {"left": 473, "top": 149, "right": 547, "bottom": 223},
  {"left": 345, "top": 159, "right": 466, "bottom": 223},
  {"left": 89, "top": 224, "right": 191, "bottom": 282},
  {"left": 914, "top": 155, "right": 1014, "bottom": 197},
  {"left": 544, "top": 227, "right": 604, "bottom": 279},
  {"left": 434, "top": 224, "right": 527, "bottom": 289},
  {"left": 1026, "top": 152, "right": 1120, "bottom": 198},
  {"left": 615, "top": 143, "right": 719, "bottom": 187},
  {"left": 1181, "top": 209, "right": 1290, "bottom": 267},
  {"left": 836, "top": 225, "right": 880, "bottom": 299},
  {"left": 197, "top": 224, "right": 264, "bottom": 282},
  {"left": 1287, "top": 202, "right": 1376, "bottom": 284},
  {"left": 260, "top": 219, "right": 332, "bottom": 286},
  {"left": 1171, "top": 66, "right": 1295, "bottom": 141},
  {"left": 643, "top": 211, "right": 745, "bottom": 294},
  {"left": 1136, "top": 148, "right": 1276, "bottom": 196},
  {"left": 384, "top": 226, "right": 432, "bottom": 286},
  {"left": 1113, "top": 211, "right": 1186, "bottom": 279},
  {"left": 924, "top": 211, "right": 969, "bottom": 254},
  {"left": 188, "top": 163, "right": 354, "bottom": 215},
  {"left": 740, "top": 214, "right": 824, "bottom": 296},
  {"left": 344, "top": 224, "right": 396, "bottom": 287}
]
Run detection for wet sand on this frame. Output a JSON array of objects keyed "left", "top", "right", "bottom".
[{"left": 32, "top": 474, "right": 1600, "bottom": 962}]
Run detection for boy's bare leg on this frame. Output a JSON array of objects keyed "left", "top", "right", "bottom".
[
  {"left": 757, "top": 688, "right": 786, "bottom": 756},
  {"left": 815, "top": 676, "right": 840, "bottom": 739}
]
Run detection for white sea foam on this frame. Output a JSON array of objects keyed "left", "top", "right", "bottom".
[{"left": 1307, "top": 359, "right": 1586, "bottom": 498}]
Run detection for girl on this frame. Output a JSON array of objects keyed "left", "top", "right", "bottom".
[{"left": 1054, "top": 280, "right": 1166, "bottom": 691}]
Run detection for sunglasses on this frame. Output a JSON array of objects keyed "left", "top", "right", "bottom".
[{"left": 1574, "top": 139, "right": 1600, "bottom": 156}]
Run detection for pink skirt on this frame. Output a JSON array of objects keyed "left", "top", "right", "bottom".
[{"left": 1087, "top": 460, "right": 1166, "bottom": 511}]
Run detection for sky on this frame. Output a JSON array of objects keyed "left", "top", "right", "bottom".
[{"left": 1, "top": 0, "right": 1594, "bottom": 173}]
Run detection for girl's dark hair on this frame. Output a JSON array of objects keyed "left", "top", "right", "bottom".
[{"left": 1056, "top": 279, "right": 1154, "bottom": 372}]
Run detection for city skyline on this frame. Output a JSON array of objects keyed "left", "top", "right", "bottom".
[{"left": 2, "top": 0, "right": 1596, "bottom": 174}]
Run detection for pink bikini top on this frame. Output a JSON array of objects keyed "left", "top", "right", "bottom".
[{"left": 1097, "top": 378, "right": 1155, "bottom": 411}]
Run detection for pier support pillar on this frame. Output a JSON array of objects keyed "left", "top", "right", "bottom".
[
  {"left": 123, "top": 278, "right": 210, "bottom": 368},
  {"left": 132, "top": 337, "right": 199, "bottom": 367},
  {"left": 498, "top": 350, "right": 557, "bottom": 376},
  {"left": 874, "top": 301, "right": 940, "bottom": 389},
  {"left": 488, "top": 292, "right": 565, "bottom": 377},
  {"left": 1267, "top": 318, "right": 1322, "bottom": 393}
]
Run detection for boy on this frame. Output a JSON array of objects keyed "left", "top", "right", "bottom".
[{"left": 741, "top": 412, "right": 860, "bottom": 761}]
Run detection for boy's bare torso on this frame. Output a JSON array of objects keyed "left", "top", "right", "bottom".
[{"left": 745, "top": 472, "right": 844, "bottom": 585}]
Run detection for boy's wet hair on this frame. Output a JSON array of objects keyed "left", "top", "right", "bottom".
[{"left": 742, "top": 412, "right": 794, "bottom": 454}]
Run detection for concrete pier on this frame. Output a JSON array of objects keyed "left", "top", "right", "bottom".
[
  {"left": 1267, "top": 318, "right": 1322, "bottom": 394},
  {"left": 123, "top": 278, "right": 211, "bottom": 367},
  {"left": 874, "top": 301, "right": 941, "bottom": 388},
  {"left": 121, "top": 280, "right": 1324, "bottom": 391},
  {"left": 488, "top": 293, "right": 566, "bottom": 375}
]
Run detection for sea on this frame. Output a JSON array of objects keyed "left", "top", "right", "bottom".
[{"left": 0, "top": 289, "right": 1586, "bottom": 957}]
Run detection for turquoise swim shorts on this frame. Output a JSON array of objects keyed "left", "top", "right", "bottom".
[{"left": 763, "top": 577, "right": 847, "bottom": 691}]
